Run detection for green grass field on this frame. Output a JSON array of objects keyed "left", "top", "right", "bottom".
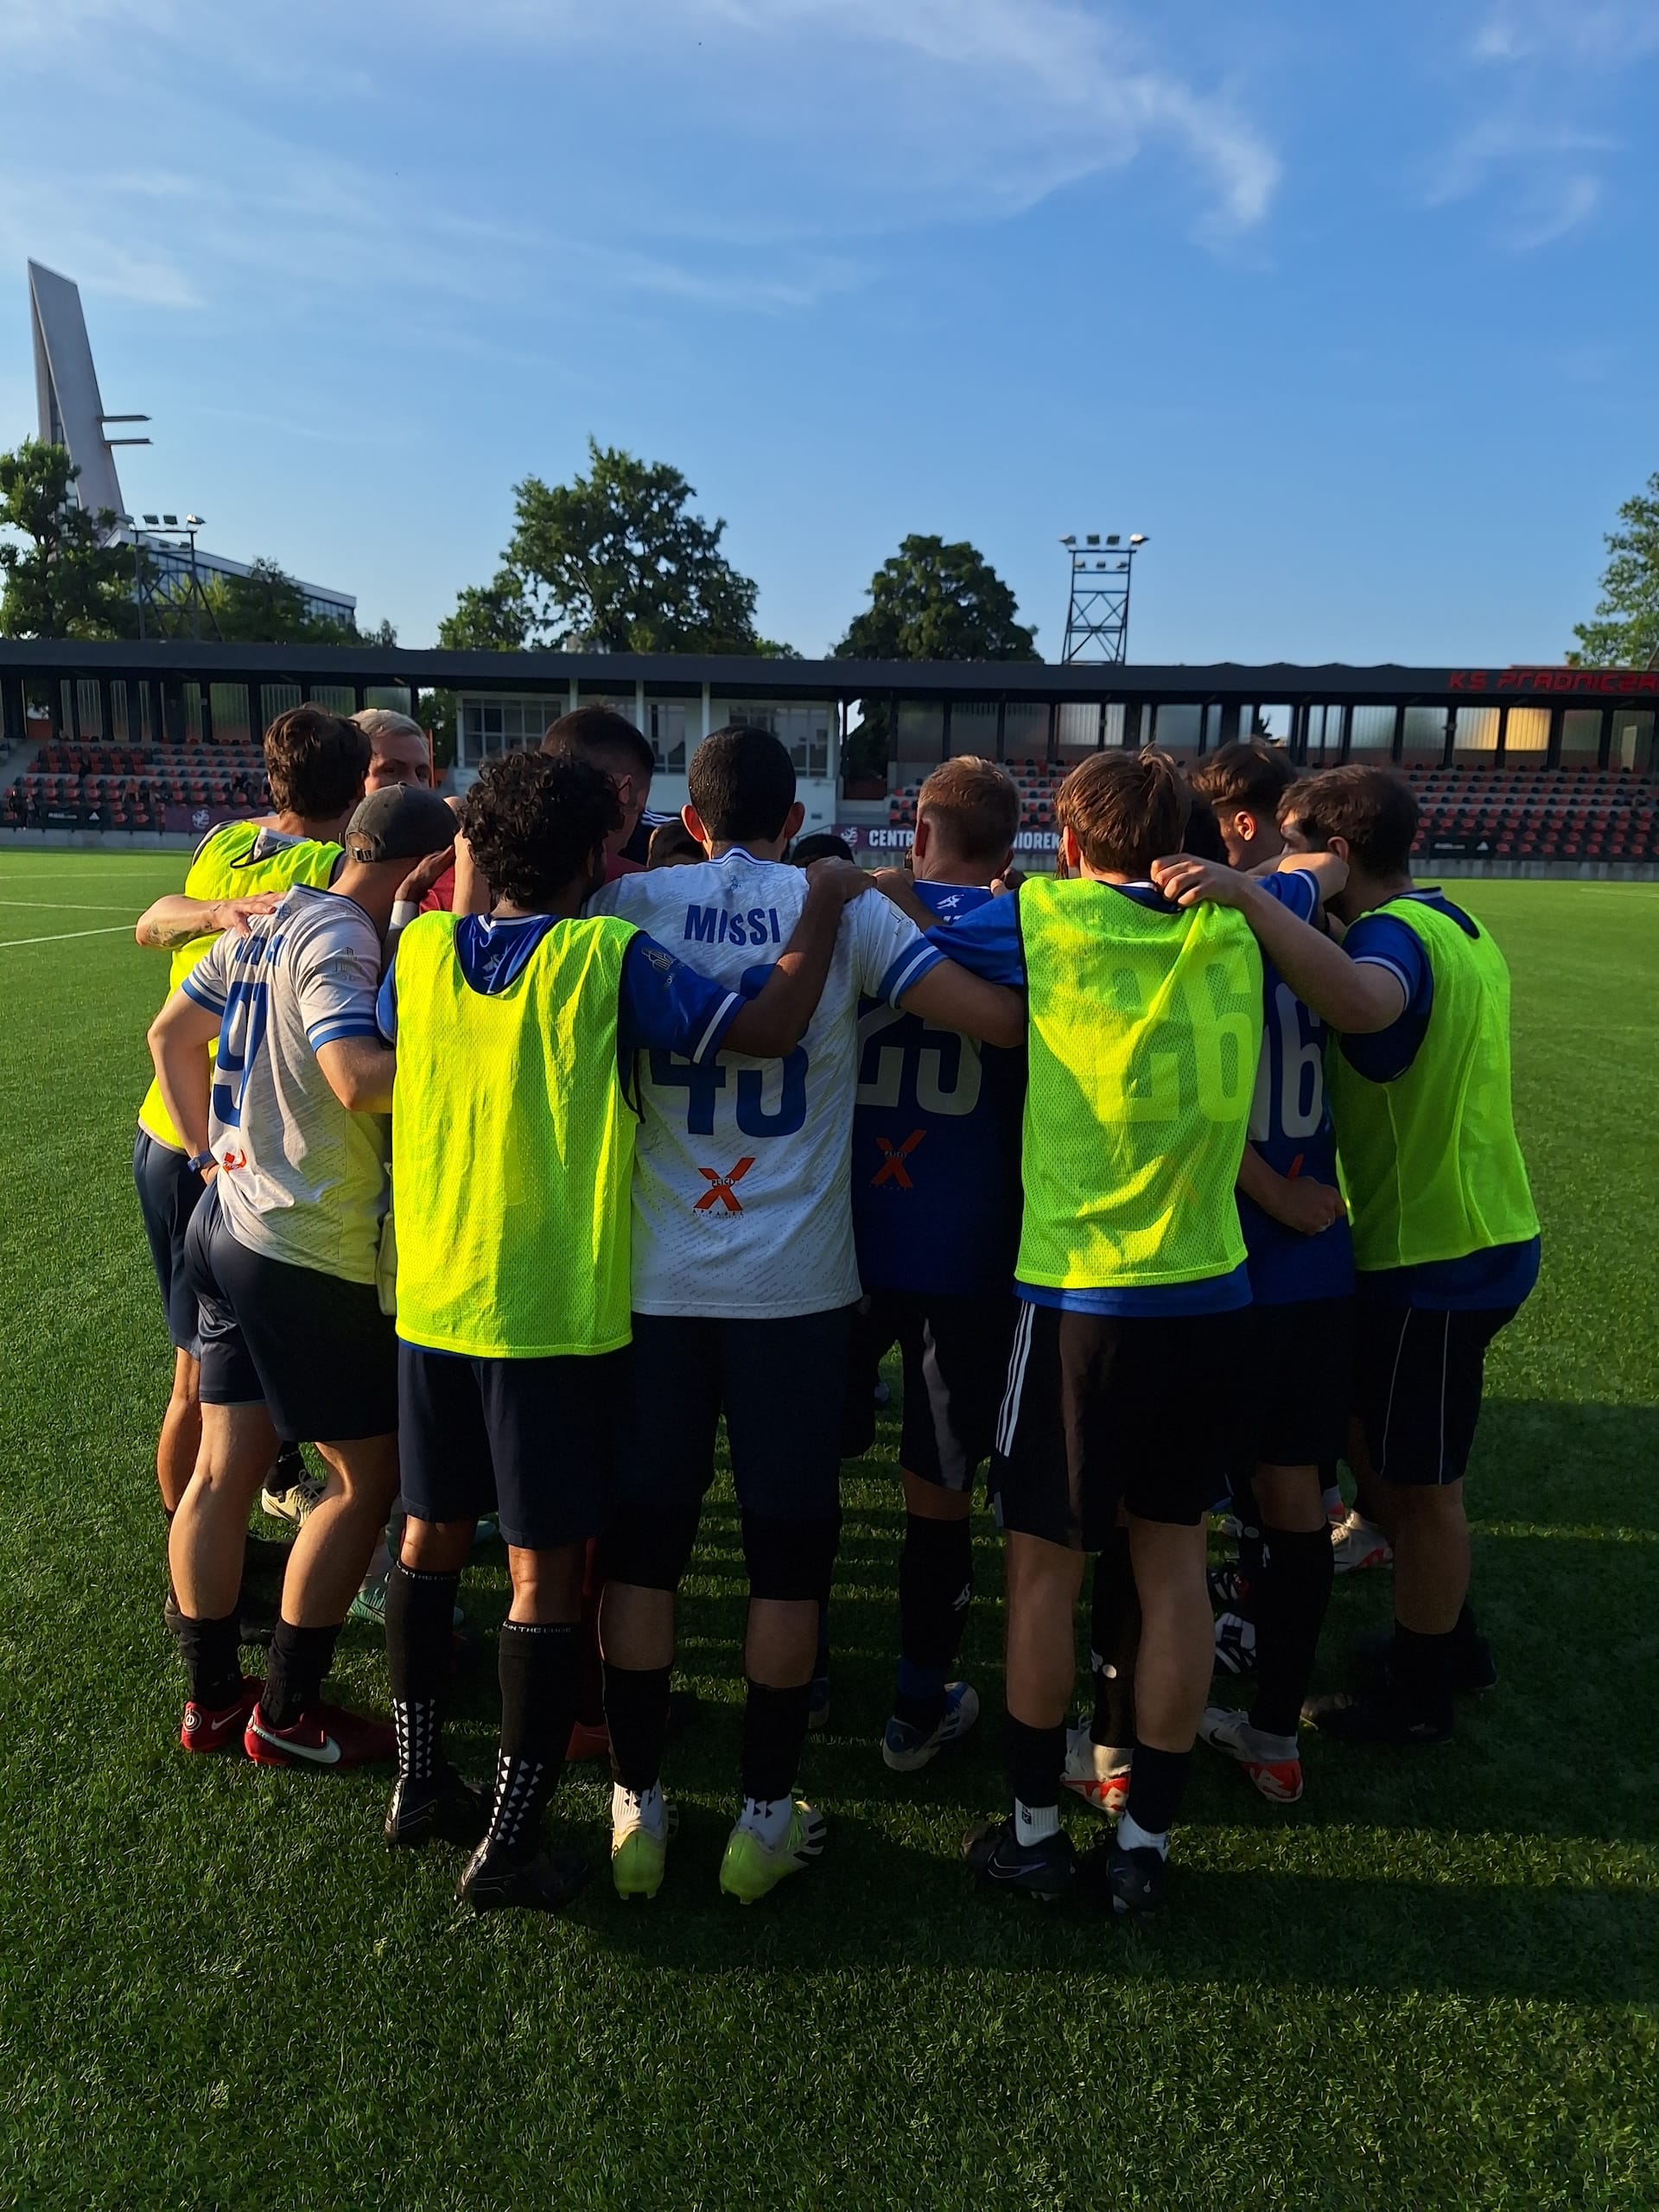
[{"left": 1, "top": 851, "right": 1656, "bottom": 2209}]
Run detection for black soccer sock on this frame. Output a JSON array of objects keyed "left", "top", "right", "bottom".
[
  {"left": 175, "top": 1610, "right": 242, "bottom": 1710},
  {"left": 1249, "top": 1523, "right": 1335, "bottom": 1738},
  {"left": 1126, "top": 1742, "right": 1192, "bottom": 1839},
  {"left": 604, "top": 1661, "right": 673, "bottom": 1794},
  {"left": 894, "top": 1513, "right": 973, "bottom": 1729},
  {"left": 1003, "top": 1713, "right": 1065, "bottom": 1815},
  {"left": 486, "top": 1620, "right": 578, "bottom": 1854},
  {"left": 259, "top": 1621, "right": 340, "bottom": 1728},
  {"left": 1452, "top": 1600, "right": 1481, "bottom": 1649},
  {"left": 1089, "top": 1528, "right": 1139, "bottom": 1747},
  {"left": 1391, "top": 1622, "right": 1455, "bottom": 1732},
  {"left": 385, "top": 1561, "right": 461, "bottom": 1783},
  {"left": 741, "top": 1678, "right": 814, "bottom": 1805}
]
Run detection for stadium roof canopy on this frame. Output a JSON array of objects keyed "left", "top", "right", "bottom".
[{"left": 1, "top": 639, "right": 1656, "bottom": 707}]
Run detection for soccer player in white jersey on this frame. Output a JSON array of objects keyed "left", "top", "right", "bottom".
[
  {"left": 591, "top": 726, "right": 1024, "bottom": 1904},
  {"left": 148, "top": 785, "right": 457, "bottom": 1769}
]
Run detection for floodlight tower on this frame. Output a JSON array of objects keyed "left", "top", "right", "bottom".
[
  {"left": 1059, "top": 531, "right": 1147, "bottom": 662},
  {"left": 124, "top": 512, "right": 220, "bottom": 641}
]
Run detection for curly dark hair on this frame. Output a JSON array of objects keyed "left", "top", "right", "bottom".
[{"left": 461, "top": 749, "right": 621, "bottom": 909}]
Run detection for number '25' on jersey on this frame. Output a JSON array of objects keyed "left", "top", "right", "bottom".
[{"left": 851, "top": 880, "right": 1025, "bottom": 1297}]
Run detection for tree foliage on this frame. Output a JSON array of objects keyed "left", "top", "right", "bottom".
[
  {"left": 834, "top": 535, "right": 1039, "bottom": 664},
  {"left": 0, "top": 440, "right": 136, "bottom": 639},
  {"left": 1570, "top": 472, "right": 1659, "bottom": 669},
  {"left": 196, "top": 557, "right": 393, "bottom": 647},
  {"left": 442, "top": 439, "right": 785, "bottom": 655}
]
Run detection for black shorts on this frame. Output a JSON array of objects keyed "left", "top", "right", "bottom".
[
  {"left": 398, "top": 1342, "right": 623, "bottom": 1550},
  {"left": 133, "top": 1128, "right": 207, "bottom": 1356},
  {"left": 1244, "top": 1296, "right": 1354, "bottom": 1471},
  {"left": 615, "top": 1307, "right": 852, "bottom": 1528},
  {"left": 849, "top": 1288, "right": 1018, "bottom": 1492},
  {"left": 991, "top": 1299, "right": 1249, "bottom": 1546},
  {"left": 1353, "top": 1302, "right": 1519, "bottom": 1488},
  {"left": 184, "top": 1188, "right": 397, "bottom": 1442}
]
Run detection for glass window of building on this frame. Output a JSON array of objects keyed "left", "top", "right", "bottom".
[
  {"left": 460, "top": 695, "right": 560, "bottom": 766},
  {"left": 949, "top": 700, "right": 1001, "bottom": 759},
  {"left": 718, "top": 701, "right": 831, "bottom": 779},
  {"left": 1349, "top": 705, "right": 1395, "bottom": 753},
  {"left": 1402, "top": 706, "right": 1447, "bottom": 763},
  {"left": 1453, "top": 706, "right": 1500, "bottom": 760},
  {"left": 1503, "top": 706, "right": 1548, "bottom": 764},
  {"left": 1612, "top": 710, "right": 1654, "bottom": 774},
  {"left": 1560, "top": 708, "right": 1602, "bottom": 762},
  {"left": 1001, "top": 702, "right": 1048, "bottom": 765},
  {"left": 648, "top": 701, "right": 688, "bottom": 772},
  {"left": 1150, "top": 703, "right": 1201, "bottom": 755}
]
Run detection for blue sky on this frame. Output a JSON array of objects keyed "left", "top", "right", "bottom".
[{"left": 2, "top": 0, "right": 1656, "bottom": 664}]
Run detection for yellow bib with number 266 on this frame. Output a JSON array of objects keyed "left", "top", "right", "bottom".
[{"left": 1015, "top": 875, "right": 1263, "bottom": 1292}]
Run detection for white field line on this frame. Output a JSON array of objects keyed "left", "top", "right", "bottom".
[
  {"left": 0, "top": 899, "right": 143, "bottom": 912},
  {"left": 0, "top": 923, "right": 137, "bottom": 950}
]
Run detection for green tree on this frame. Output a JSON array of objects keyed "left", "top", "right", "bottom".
[
  {"left": 198, "top": 557, "right": 395, "bottom": 647},
  {"left": 835, "top": 534, "right": 1039, "bottom": 664},
  {"left": 1570, "top": 472, "right": 1659, "bottom": 668},
  {"left": 0, "top": 439, "right": 136, "bottom": 639},
  {"left": 834, "top": 533, "right": 1039, "bottom": 779},
  {"left": 445, "top": 440, "right": 785, "bottom": 654}
]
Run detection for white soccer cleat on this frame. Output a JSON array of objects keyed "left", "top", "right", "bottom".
[
  {"left": 1061, "top": 1725, "right": 1130, "bottom": 1818},
  {"left": 1330, "top": 1509, "right": 1392, "bottom": 1574}
]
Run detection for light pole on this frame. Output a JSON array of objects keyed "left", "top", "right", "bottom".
[{"left": 1060, "top": 532, "right": 1147, "bottom": 663}]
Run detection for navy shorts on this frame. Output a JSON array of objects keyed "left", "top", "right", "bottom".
[
  {"left": 1245, "top": 1295, "right": 1354, "bottom": 1471},
  {"left": 991, "top": 1300, "right": 1249, "bottom": 1546},
  {"left": 184, "top": 1187, "right": 397, "bottom": 1443},
  {"left": 1353, "top": 1302, "right": 1519, "bottom": 1487},
  {"left": 615, "top": 1307, "right": 852, "bottom": 1528},
  {"left": 398, "top": 1342, "right": 624, "bottom": 1550},
  {"left": 849, "top": 1288, "right": 1018, "bottom": 1491},
  {"left": 133, "top": 1128, "right": 207, "bottom": 1356}
]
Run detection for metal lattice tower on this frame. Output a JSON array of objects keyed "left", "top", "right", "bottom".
[{"left": 1059, "top": 532, "right": 1146, "bottom": 662}]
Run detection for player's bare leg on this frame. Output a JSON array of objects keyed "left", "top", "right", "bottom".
[{"left": 168, "top": 1400, "right": 280, "bottom": 1749}]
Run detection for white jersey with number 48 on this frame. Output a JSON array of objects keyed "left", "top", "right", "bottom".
[{"left": 590, "top": 849, "right": 939, "bottom": 1318}]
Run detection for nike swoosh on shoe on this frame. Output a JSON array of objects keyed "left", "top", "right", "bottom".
[{"left": 248, "top": 1719, "right": 341, "bottom": 1764}]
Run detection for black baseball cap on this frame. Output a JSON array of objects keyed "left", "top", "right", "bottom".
[{"left": 344, "top": 785, "right": 458, "bottom": 863}]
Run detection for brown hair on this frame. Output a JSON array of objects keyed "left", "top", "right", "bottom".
[
  {"left": 1279, "top": 765, "right": 1418, "bottom": 878},
  {"left": 1056, "top": 748, "right": 1190, "bottom": 875},
  {"left": 542, "top": 704, "right": 655, "bottom": 786},
  {"left": 263, "top": 706, "right": 370, "bottom": 819},
  {"left": 916, "top": 756, "right": 1020, "bottom": 870},
  {"left": 1188, "top": 739, "right": 1298, "bottom": 820}
]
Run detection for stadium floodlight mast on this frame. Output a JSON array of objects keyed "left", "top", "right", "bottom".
[
  {"left": 123, "top": 512, "right": 218, "bottom": 643},
  {"left": 1059, "top": 531, "right": 1148, "bottom": 663}
]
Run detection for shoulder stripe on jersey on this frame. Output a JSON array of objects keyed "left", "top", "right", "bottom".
[
  {"left": 879, "top": 939, "right": 944, "bottom": 1007},
  {"left": 1351, "top": 951, "right": 1414, "bottom": 995},
  {"left": 306, "top": 1016, "right": 380, "bottom": 1050},
  {"left": 180, "top": 970, "right": 227, "bottom": 1014},
  {"left": 692, "top": 989, "right": 742, "bottom": 1064}
]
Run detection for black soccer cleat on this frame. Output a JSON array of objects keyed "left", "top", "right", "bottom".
[
  {"left": 1350, "top": 1628, "right": 1498, "bottom": 1700},
  {"left": 963, "top": 1816, "right": 1077, "bottom": 1903},
  {"left": 385, "top": 1764, "right": 490, "bottom": 1852},
  {"left": 1302, "top": 1688, "right": 1452, "bottom": 1747},
  {"left": 1083, "top": 1839, "right": 1168, "bottom": 1920},
  {"left": 459, "top": 1837, "right": 590, "bottom": 1915}
]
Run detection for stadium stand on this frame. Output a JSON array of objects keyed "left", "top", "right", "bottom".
[
  {"left": 882, "top": 755, "right": 1659, "bottom": 865},
  {"left": 1, "top": 739, "right": 267, "bottom": 832}
]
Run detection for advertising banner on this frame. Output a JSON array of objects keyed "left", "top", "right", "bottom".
[{"left": 836, "top": 823, "right": 1060, "bottom": 865}]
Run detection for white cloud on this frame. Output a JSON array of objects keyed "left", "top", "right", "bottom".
[{"left": 1421, "top": 0, "right": 1656, "bottom": 248}]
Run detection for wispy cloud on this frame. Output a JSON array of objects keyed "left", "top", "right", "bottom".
[{"left": 1423, "top": 0, "right": 1657, "bottom": 248}]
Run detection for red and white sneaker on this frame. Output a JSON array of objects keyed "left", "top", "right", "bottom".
[
  {"left": 243, "top": 1700, "right": 396, "bottom": 1770},
  {"left": 1061, "top": 1725, "right": 1131, "bottom": 1818},
  {"left": 1198, "top": 1704, "right": 1303, "bottom": 1803},
  {"left": 181, "top": 1676, "right": 262, "bottom": 1754},
  {"left": 1331, "top": 1509, "right": 1392, "bottom": 1575}
]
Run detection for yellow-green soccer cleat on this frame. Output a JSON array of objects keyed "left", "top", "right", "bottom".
[
  {"left": 717, "top": 1800, "right": 826, "bottom": 1904},
  {"left": 611, "top": 1794, "right": 677, "bottom": 1901}
]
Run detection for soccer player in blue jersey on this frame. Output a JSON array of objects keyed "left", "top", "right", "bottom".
[
  {"left": 849, "top": 759, "right": 1025, "bottom": 1770},
  {"left": 1155, "top": 764, "right": 1540, "bottom": 1748},
  {"left": 1186, "top": 742, "right": 1355, "bottom": 1803}
]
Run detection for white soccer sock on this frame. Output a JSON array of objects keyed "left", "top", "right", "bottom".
[
  {"left": 1014, "top": 1797, "right": 1060, "bottom": 1845},
  {"left": 613, "top": 1779, "right": 665, "bottom": 1838},
  {"left": 1116, "top": 1811, "right": 1169, "bottom": 1859},
  {"left": 739, "top": 1795, "right": 795, "bottom": 1849}
]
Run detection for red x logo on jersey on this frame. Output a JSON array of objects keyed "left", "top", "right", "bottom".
[
  {"left": 694, "top": 1156, "right": 757, "bottom": 1213},
  {"left": 872, "top": 1129, "right": 925, "bottom": 1189}
]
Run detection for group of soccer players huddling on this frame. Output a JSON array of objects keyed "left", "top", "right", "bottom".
[{"left": 133, "top": 696, "right": 1537, "bottom": 1919}]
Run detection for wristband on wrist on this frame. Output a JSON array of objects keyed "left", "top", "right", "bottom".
[{"left": 187, "top": 1148, "right": 217, "bottom": 1173}]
